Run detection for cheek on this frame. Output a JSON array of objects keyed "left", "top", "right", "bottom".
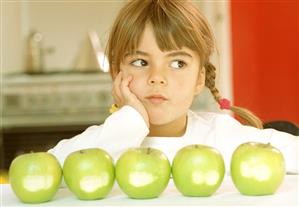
[
  {"left": 174, "top": 84, "right": 196, "bottom": 107},
  {"left": 171, "top": 81, "right": 198, "bottom": 105},
  {"left": 120, "top": 69, "right": 143, "bottom": 94},
  {"left": 128, "top": 75, "right": 145, "bottom": 96},
  {"left": 175, "top": 76, "right": 197, "bottom": 94}
]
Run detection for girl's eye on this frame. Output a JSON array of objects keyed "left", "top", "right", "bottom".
[
  {"left": 170, "top": 60, "right": 186, "bottom": 69},
  {"left": 131, "top": 59, "right": 148, "bottom": 67}
]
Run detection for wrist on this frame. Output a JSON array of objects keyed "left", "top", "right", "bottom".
[{"left": 123, "top": 104, "right": 149, "bottom": 128}]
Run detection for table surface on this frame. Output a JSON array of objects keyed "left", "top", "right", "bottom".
[{"left": 2, "top": 175, "right": 298, "bottom": 207}]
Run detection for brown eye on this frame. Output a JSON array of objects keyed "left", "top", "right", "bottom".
[
  {"left": 131, "top": 59, "right": 148, "bottom": 67},
  {"left": 170, "top": 60, "right": 186, "bottom": 69}
]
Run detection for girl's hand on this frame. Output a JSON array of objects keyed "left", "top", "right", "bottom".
[{"left": 112, "top": 71, "right": 149, "bottom": 127}]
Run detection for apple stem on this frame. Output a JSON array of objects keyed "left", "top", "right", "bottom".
[{"left": 262, "top": 143, "right": 271, "bottom": 148}]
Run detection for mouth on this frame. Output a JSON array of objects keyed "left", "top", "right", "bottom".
[{"left": 145, "top": 94, "right": 168, "bottom": 104}]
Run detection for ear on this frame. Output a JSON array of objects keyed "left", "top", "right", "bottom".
[{"left": 194, "top": 67, "right": 206, "bottom": 95}]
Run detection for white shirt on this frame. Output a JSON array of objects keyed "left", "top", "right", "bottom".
[{"left": 48, "top": 106, "right": 299, "bottom": 174}]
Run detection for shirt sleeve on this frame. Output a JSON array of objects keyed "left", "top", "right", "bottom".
[
  {"left": 213, "top": 114, "right": 299, "bottom": 174},
  {"left": 48, "top": 105, "right": 149, "bottom": 166}
]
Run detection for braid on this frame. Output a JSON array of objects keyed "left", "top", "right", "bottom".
[
  {"left": 204, "top": 62, "right": 263, "bottom": 129},
  {"left": 205, "top": 62, "right": 221, "bottom": 102}
]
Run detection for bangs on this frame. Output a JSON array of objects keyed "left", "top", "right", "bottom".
[
  {"left": 150, "top": 1, "right": 202, "bottom": 52},
  {"left": 126, "top": 1, "right": 207, "bottom": 54},
  {"left": 107, "top": 0, "right": 214, "bottom": 78}
]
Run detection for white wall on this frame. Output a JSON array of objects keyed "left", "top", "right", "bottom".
[{"left": 2, "top": 1, "right": 25, "bottom": 74}]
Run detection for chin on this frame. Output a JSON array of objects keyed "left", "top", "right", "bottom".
[{"left": 148, "top": 113, "right": 172, "bottom": 126}]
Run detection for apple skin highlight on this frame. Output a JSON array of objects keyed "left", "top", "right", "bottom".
[
  {"left": 115, "top": 147, "right": 171, "bottom": 199},
  {"left": 9, "top": 152, "right": 62, "bottom": 203},
  {"left": 230, "top": 142, "right": 285, "bottom": 196},
  {"left": 172, "top": 144, "right": 225, "bottom": 197}
]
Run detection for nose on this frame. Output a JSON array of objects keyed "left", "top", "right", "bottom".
[{"left": 147, "top": 70, "right": 167, "bottom": 86}]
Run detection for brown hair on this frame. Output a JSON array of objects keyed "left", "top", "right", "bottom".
[{"left": 106, "top": 0, "right": 263, "bottom": 129}]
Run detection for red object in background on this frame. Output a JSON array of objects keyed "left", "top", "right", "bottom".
[{"left": 230, "top": 1, "right": 299, "bottom": 125}]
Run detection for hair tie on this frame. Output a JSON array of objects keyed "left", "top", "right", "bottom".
[
  {"left": 109, "top": 103, "right": 119, "bottom": 113},
  {"left": 218, "top": 98, "right": 231, "bottom": 110}
]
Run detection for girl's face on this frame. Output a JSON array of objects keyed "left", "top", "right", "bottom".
[{"left": 120, "top": 24, "right": 205, "bottom": 126}]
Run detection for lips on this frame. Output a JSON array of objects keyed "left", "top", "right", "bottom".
[{"left": 145, "top": 94, "right": 168, "bottom": 104}]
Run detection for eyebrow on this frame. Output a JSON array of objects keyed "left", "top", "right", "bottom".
[{"left": 124, "top": 50, "right": 193, "bottom": 58}]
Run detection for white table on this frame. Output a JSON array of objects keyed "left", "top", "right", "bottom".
[{"left": 2, "top": 175, "right": 298, "bottom": 207}]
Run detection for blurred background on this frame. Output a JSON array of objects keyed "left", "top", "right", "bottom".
[{"left": 1, "top": 0, "right": 298, "bottom": 180}]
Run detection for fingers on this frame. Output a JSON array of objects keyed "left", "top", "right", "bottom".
[
  {"left": 112, "top": 71, "right": 135, "bottom": 106},
  {"left": 120, "top": 75, "right": 134, "bottom": 101},
  {"left": 112, "top": 72, "right": 137, "bottom": 107},
  {"left": 112, "top": 72, "right": 149, "bottom": 126}
]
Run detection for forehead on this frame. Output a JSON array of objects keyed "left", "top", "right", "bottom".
[
  {"left": 126, "top": 23, "right": 198, "bottom": 58},
  {"left": 137, "top": 24, "right": 174, "bottom": 49}
]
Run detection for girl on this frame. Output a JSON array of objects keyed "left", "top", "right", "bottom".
[{"left": 49, "top": 0, "right": 298, "bottom": 173}]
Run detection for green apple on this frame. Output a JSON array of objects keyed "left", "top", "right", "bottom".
[
  {"left": 230, "top": 142, "right": 285, "bottom": 195},
  {"left": 172, "top": 144, "right": 225, "bottom": 197},
  {"left": 63, "top": 148, "right": 115, "bottom": 200},
  {"left": 115, "top": 147, "right": 171, "bottom": 199},
  {"left": 9, "top": 152, "right": 62, "bottom": 203}
]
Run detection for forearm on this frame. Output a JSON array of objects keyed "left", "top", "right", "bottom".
[{"left": 48, "top": 105, "right": 149, "bottom": 166}]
